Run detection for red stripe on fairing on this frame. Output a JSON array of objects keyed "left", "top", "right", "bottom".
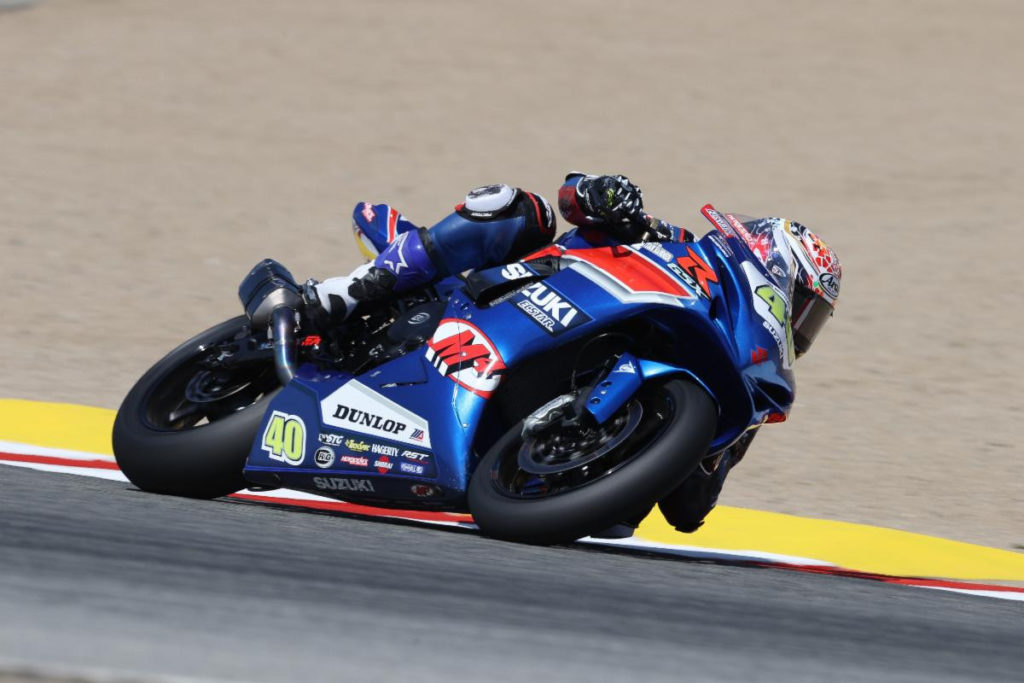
[
  {"left": 524, "top": 244, "right": 565, "bottom": 260},
  {"left": 0, "top": 451, "right": 120, "bottom": 470},
  {"left": 563, "top": 246, "right": 692, "bottom": 298},
  {"left": 387, "top": 208, "right": 398, "bottom": 242},
  {"left": 230, "top": 493, "right": 474, "bottom": 524}
]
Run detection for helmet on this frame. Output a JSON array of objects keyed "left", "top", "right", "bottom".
[{"left": 782, "top": 221, "right": 841, "bottom": 356}]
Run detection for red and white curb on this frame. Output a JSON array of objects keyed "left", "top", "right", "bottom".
[{"left": 2, "top": 440, "right": 1022, "bottom": 603}]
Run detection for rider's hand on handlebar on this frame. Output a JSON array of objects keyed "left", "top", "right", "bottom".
[{"left": 579, "top": 174, "right": 645, "bottom": 227}]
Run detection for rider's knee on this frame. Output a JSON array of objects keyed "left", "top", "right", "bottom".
[{"left": 429, "top": 184, "right": 555, "bottom": 273}]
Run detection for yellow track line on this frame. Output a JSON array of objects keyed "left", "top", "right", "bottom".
[
  {"left": 3, "top": 398, "right": 1022, "bottom": 581},
  {"left": 0, "top": 399, "right": 114, "bottom": 455}
]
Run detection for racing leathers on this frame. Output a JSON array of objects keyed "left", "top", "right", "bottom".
[{"left": 307, "top": 174, "right": 658, "bottom": 324}]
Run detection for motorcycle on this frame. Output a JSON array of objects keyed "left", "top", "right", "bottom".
[{"left": 113, "top": 205, "right": 796, "bottom": 544}]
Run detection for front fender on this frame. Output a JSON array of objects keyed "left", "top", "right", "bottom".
[{"left": 583, "top": 353, "right": 720, "bottom": 425}]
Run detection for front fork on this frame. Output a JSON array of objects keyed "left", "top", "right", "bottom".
[{"left": 522, "top": 352, "right": 716, "bottom": 435}]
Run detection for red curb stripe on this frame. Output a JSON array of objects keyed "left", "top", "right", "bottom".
[
  {"left": 0, "top": 451, "right": 120, "bottom": 470},
  {"left": 758, "top": 562, "right": 1024, "bottom": 594}
]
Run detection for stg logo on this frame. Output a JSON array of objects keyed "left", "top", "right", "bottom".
[{"left": 425, "top": 319, "right": 506, "bottom": 398}]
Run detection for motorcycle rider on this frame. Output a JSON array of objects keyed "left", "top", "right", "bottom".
[{"left": 239, "top": 172, "right": 841, "bottom": 536}]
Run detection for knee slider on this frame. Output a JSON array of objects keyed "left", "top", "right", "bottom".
[
  {"left": 460, "top": 184, "right": 519, "bottom": 218},
  {"left": 458, "top": 184, "right": 555, "bottom": 234}
]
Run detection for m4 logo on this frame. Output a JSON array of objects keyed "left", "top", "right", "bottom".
[
  {"left": 261, "top": 411, "right": 306, "bottom": 465},
  {"left": 425, "top": 319, "right": 507, "bottom": 397}
]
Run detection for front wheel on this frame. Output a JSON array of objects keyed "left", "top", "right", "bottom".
[
  {"left": 468, "top": 378, "right": 717, "bottom": 544},
  {"left": 113, "top": 316, "right": 280, "bottom": 499}
]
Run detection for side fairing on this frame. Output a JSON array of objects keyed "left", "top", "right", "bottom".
[{"left": 243, "top": 344, "right": 470, "bottom": 505}]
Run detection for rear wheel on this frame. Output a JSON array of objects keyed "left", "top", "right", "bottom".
[
  {"left": 468, "top": 378, "right": 716, "bottom": 544},
  {"left": 112, "top": 316, "right": 280, "bottom": 498}
]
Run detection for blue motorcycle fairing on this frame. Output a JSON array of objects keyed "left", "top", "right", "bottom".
[{"left": 243, "top": 214, "right": 798, "bottom": 508}]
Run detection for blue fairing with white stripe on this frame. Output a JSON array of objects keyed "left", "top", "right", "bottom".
[{"left": 243, "top": 212, "right": 796, "bottom": 510}]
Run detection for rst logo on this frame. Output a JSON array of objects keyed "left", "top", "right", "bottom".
[
  {"left": 425, "top": 319, "right": 506, "bottom": 398},
  {"left": 509, "top": 282, "right": 590, "bottom": 335}
]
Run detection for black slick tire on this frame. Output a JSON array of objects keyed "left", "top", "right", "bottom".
[
  {"left": 468, "top": 378, "right": 716, "bottom": 544},
  {"left": 112, "top": 316, "right": 277, "bottom": 499}
]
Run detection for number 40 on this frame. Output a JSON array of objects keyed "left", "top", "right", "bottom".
[{"left": 261, "top": 411, "right": 306, "bottom": 464}]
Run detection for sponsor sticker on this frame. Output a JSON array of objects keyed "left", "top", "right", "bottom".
[
  {"left": 701, "top": 205, "right": 736, "bottom": 238},
  {"left": 675, "top": 246, "right": 719, "bottom": 299},
  {"left": 500, "top": 262, "right": 533, "bottom": 280},
  {"left": 614, "top": 361, "right": 636, "bottom": 374},
  {"left": 819, "top": 272, "right": 840, "bottom": 298},
  {"left": 313, "top": 446, "right": 335, "bottom": 468},
  {"left": 318, "top": 433, "right": 345, "bottom": 447},
  {"left": 313, "top": 477, "right": 375, "bottom": 493},
  {"left": 346, "top": 438, "right": 371, "bottom": 453},
  {"left": 708, "top": 232, "right": 733, "bottom": 257},
  {"left": 399, "top": 461, "right": 426, "bottom": 476},
  {"left": 425, "top": 319, "right": 507, "bottom": 398},
  {"left": 320, "top": 380, "right": 432, "bottom": 448},
  {"left": 401, "top": 450, "right": 431, "bottom": 462},
  {"left": 509, "top": 282, "right": 591, "bottom": 335},
  {"left": 640, "top": 242, "right": 673, "bottom": 262},
  {"left": 340, "top": 455, "right": 369, "bottom": 468},
  {"left": 360, "top": 202, "right": 375, "bottom": 223},
  {"left": 408, "top": 311, "right": 432, "bottom": 325},
  {"left": 371, "top": 443, "right": 399, "bottom": 457},
  {"left": 373, "top": 457, "right": 393, "bottom": 473}
]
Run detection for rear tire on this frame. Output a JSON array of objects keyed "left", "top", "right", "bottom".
[
  {"left": 468, "top": 378, "right": 716, "bottom": 544},
  {"left": 113, "top": 317, "right": 279, "bottom": 499}
]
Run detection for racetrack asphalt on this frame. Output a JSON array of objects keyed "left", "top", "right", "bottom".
[{"left": 1, "top": 467, "right": 1021, "bottom": 683}]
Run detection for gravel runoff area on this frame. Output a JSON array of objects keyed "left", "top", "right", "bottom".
[{"left": 1, "top": 0, "right": 1022, "bottom": 549}]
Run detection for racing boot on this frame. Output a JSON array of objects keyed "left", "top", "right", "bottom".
[
  {"left": 589, "top": 508, "right": 652, "bottom": 539},
  {"left": 350, "top": 201, "right": 419, "bottom": 260},
  {"left": 305, "top": 227, "right": 441, "bottom": 330},
  {"left": 658, "top": 429, "right": 756, "bottom": 533}
]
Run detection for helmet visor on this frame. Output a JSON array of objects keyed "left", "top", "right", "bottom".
[{"left": 792, "top": 286, "right": 833, "bottom": 356}]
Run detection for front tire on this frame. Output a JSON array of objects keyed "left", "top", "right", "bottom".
[
  {"left": 468, "top": 378, "right": 716, "bottom": 544},
  {"left": 113, "top": 316, "right": 279, "bottom": 499}
]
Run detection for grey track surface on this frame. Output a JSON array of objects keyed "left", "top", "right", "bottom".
[{"left": 1, "top": 467, "right": 1021, "bottom": 683}]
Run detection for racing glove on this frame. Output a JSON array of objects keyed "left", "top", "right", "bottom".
[{"left": 577, "top": 174, "right": 645, "bottom": 226}]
